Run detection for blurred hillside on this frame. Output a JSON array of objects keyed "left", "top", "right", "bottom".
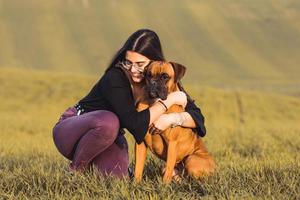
[
  {"left": 1, "top": 66, "right": 299, "bottom": 154},
  {"left": 0, "top": 0, "right": 300, "bottom": 94}
]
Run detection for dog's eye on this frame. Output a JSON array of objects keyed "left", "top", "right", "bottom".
[
  {"left": 146, "top": 72, "right": 152, "bottom": 79},
  {"left": 161, "top": 73, "right": 170, "bottom": 81}
]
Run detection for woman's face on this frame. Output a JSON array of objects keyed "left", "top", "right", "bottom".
[{"left": 124, "top": 51, "right": 150, "bottom": 83}]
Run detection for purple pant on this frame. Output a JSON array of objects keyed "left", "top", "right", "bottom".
[{"left": 52, "top": 107, "right": 129, "bottom": 178}]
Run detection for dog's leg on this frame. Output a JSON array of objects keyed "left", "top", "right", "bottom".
[
  {"left": 134, "top": 141, "right": 147, "bottom": 183},
  {"left": 163, "top": 141, "right": 178, "bottom": 183}
]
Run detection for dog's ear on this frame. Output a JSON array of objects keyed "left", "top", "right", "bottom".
[
  {"left": 170, "top": 62, "right": 186, "bottom": 83},
  {"left": 143, "top": 60, "right": 153, "bottom": 77}
]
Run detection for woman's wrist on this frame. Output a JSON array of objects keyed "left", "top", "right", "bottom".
[
  {"left": 157, "top": 100, "right": 168, "bottom": 111},
  {"left": 170, "top": 112, "right": 187, "bottom": 128},
  {"left": 160, "top": 95, "right": 174, "bottom": 109}
]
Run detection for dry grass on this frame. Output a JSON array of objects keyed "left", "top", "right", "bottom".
[{"left": 0, "top": 68, "right": 299, "bottom": 199}]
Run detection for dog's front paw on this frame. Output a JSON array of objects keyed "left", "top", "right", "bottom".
[
  {"left": 134, "top": 175, "right": 142, "bottom": 183},
  {"left": 161, "top": 165, "right": 183, "bottom": 183},
  {"left": 163, "top": 174, "right": 173, "bottom": 184}
]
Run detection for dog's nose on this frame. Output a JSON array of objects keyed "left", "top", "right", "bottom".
[{"left": 150, "top": 80, "right": 157, "bottom": 87}]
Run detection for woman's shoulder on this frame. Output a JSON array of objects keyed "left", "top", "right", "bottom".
[
  {"left": 105, "top": 66, "right": 125, "bottom": 77},
  {"left": 102, "top": 67, "right": 130, "bottom": 87}
]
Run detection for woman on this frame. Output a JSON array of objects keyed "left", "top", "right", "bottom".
[{"left": 52, "top": 29, "right": 206, "bottom": 178}]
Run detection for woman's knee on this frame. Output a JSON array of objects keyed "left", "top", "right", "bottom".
[{"left": 52, "top": 123, "right": 73, "bottom": 160}]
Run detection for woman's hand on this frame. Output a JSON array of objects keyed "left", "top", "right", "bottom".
[
  {"left": 149, "top": 114, "right": 174, "bottom": 134},
  {"left": 161, "top": 91, "right": 187, "bottom": 109},
  {"left": 150, "top": 113, "right": 186, "bottom": 134}
]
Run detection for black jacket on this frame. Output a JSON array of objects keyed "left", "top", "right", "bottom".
[{"left": 79, "top": 67, "right": 206, "bottom": 144}]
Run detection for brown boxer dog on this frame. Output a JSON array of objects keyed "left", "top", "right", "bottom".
[{"left": 131, "top": 61, "right": 215, "bottom": 183}]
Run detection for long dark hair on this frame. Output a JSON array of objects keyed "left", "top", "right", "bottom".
[{"left": 106, "top": 29, "right": 165, "bottom": 72}]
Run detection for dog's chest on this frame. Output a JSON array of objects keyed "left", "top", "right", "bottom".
[
  {"left": 144, "top": 133, "right": 169, "bottom": 159},
  {"left": 144, "top": 126, "right": 198, "bottom": 161},
  {"left": 143, "top": 128, "right": 183, "bottom": 160}
]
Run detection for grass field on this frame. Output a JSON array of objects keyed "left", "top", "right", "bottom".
[
  {"left": 1, "top": 0, "right": 300, "bottom": 199},
  {"left": 0, "top": 68, "right": 299, "bottom": 199}
]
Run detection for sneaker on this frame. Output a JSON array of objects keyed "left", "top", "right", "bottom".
[
  {"left": 128, "top": 166, "right": 134, "bottom": 179},
  {"left": 66, "top": 163, "right": 82, "bottom": 175}
]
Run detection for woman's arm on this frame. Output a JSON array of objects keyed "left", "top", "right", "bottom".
[
  {"left": 149, "top": 91, "right": 187, "bottom": 124},
  {"left": 151, "top": 98, "right": 206, "bottom": 137},
  {"left": 150, "top": 112, "right": 195, "bottom": 130},
  {"left": 174, "top": 112, "right": 196, "bottom": 128},
  {"left": 101, "top": 68, "right": 187, "bottom": 143}
]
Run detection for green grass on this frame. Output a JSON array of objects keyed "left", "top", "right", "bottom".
[{"left": 0, "top": 68, "right": 299, "bottom": 199}]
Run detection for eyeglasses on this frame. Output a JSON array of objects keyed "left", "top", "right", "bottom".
[{"left": 121, "top": 59, "right": 150, "bottom": 73}]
